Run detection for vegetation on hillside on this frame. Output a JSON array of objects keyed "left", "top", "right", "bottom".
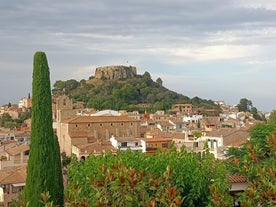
[
  {"left": 52, "top": 71, "right": 221, "bottom": 113},
  {"left": 0, "top": 111, "right": 31, "bottom": 129},
  {"left": 25, "top": 51, "right": 64, "bottom": 207}
]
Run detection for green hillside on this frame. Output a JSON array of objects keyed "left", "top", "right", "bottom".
[{"left": 52, "top": 71, "right": 220, "bottom": 113}]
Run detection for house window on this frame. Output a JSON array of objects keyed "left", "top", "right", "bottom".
[
  {"left": 162, "top": 143, "right": 168, "bottom": 148},
  {"left": 111, "top": 123, "right": 113, "bottom": 126},
  {"left": 121, "top": 142, "right": 127, "bottom": 147},
  {"left": 146, "top": 143, "right": 153, "bottom": 148},
  {"left": 130, "top": 122, "right": 133, "bottom": 126},
  {"left": 121, "top": 123, "right": 124, "bottom": 126},
  {"left": 135, "top": 142, "right": 138, "bottom": 146},
  {"left": 194, "top": 142, "right": 199, "bottom": 148},
  {"left": 75, "top": 124, "right": 78, "bottom": 128},
  {"left": 210, "top": 140, "right": 214, "bottom": 149},
  {"left": 100, "top": 123, "right": 102, "bottom": 127},
  {"left": 12, "top": 186, "right": 24, "bottom": 193},
  {"left": 87, "top": 123, "right": 91, "bottom": 127}
]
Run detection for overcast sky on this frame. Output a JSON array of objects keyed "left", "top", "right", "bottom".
[{"left": 1, "top": 0, "right": 276, "bottom": 112}]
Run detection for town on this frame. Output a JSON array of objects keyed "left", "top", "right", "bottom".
[
  {"left": 0, "top": 92, "right": 271, "bottom": 206},
  {"left": 2, "top": 0, "right": 276, "bottom": 206}
]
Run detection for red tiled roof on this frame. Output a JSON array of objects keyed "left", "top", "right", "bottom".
[
  {"left": 0, "top": 166, "right": 26, "bottom": 184},
  {"left": 207, "top": 129, "right": 249, "bottom": 147},
  {"left": 69, "top": 131, "right": 88, "bottom": 138},
  {"left": 116, "top": 137, "right": 140, "bottom": 142},
  {"left": 1, "top": 140, "right": 16, "bottom": 146},
  {"left": 158, "top": 121, "right": 174, "bottom": 127},
  {"left": 5, "top": 144, "right": 29, "bottom": 156},
  {"left": 140, "top": 126, "right": 150, "bottom": 133},
  {"left": 141, "top": 137, "right": 172, "bottom": 143},
  {"left": 74, "top": 141, "right": 116, "bottom": 154},
  {"left": 64, "top": 116, "right": 139, "bottom": 124},
  {"left": 171, "top": 132, "right": 186, "bottom": 139}
]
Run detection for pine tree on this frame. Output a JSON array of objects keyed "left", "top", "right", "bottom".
[{"left": 25, "top": 51, "right": 64, "bottom": 207}]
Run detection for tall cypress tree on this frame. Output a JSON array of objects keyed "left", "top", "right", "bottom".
[{"left": 25, "top": 51, "right": 64, "bottom": 207}]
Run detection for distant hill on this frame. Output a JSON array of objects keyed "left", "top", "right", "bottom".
[{"left": 52, "top": 65, "right": 221, "bottom": 113}]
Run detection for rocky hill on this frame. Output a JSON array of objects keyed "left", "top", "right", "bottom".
[
  {"left": 94, "top": 65, "right": 137, "bottom": 80},
  {"left": 52, "top": 65, "right": 221, "bottom": 113}
]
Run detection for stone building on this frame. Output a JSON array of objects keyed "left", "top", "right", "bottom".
[
  {"left": 58, "top": 115, "right": 140, "bottom": 156},
  {"left": 170, "top": 104, "right": 193, "bottom": 114},
  {"left": 53, "top": 95, "right": 141, "bottom": 156}
]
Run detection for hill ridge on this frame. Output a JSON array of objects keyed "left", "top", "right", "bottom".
[{"left": 52, "top": 65, "right": 221, "bottom": 113}]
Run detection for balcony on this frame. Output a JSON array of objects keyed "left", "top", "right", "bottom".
[
  {"left": 146, "top": 147, "right": 157, "bottom": 152},
  {"left": 120, "top": 146, "right": 143, "bottom": 151}
]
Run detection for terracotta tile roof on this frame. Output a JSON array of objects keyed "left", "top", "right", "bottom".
[
  {"left": 74, "top": 141, "right": 116, "bottom": 154},
  {"left": 207, "top": 129, "right": 249, "bottom": 147},
  {"left": 145, "top": 128, "right": 176, "bottom": 139},
  {"left": 169, "top": 116, "right": 185, "bottom": 122},
  {"left": 88, "top": 137, "right": 98, "bottom": 143},
  {"left": 147, "top": 119, "right": 156, "bottom": 125},
  {"left": 141, "top": 137, "right": 172, "bottom": 143},
  {"left": 0, "top": 166, "right": 26, "bottom": 184},
  {"left": 228, "top": 174, "right": 247, "bottom": 183},
  {"left": 203, "top": 117, "right": 220, "bottom": 124},
  {"left": 116, "top": 137, "right": 140, "bottom": 142},
  {"left": 0, "top": 140, "right": 16, "bottom": 146},
  {"left": 171, "top": 132, "right": 186, "bottom": 140},
  {"left": 207, "top": 128, "right": 234, "bottom": 137},
  {"left": 15, "top": 132, "right": 30, "bottom": 137},
  {"left": 140, "top": 126, "right": 150, "bottom": 134},
  {"left": 171, "top": 120, "right": 185, "bottom": 125},
  {"left": 5, "top": 144, "right": 29, "bottom": 156},
  {"left": 158, "top": 121, "right": 174, "bottom": 127},
  {"left": 172, "top": 103, "right": 193, "bottom": 107},
  {"left": 69, "top": 131, "right": 88, "bottom": 138},
  {"left": 223, "top": 130, "right": 249, "bottom": 147},
  {"left": 146, "top": 128, "right": 161, "bottom": 135},
  {"left": 64, "top": 115, "right": 139, "bottom": 124}
]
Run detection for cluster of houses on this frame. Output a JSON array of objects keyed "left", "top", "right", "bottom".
[{"left": 0, "top": 95, "right": 264, "bottom": 206}]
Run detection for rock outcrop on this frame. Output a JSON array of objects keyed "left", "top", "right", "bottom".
[{"left": 94, "top": 65, "right": 137, "bottom": 80}]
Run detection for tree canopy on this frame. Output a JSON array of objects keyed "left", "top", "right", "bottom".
[
  {"left": 237, "top": 98, "right": 264, "bottom": 121},
  {"left": 237, "top": 98, "right": 252, "bottom": 112}
]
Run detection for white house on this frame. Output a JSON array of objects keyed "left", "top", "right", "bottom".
[
  {"left": 197, "top": 136, "right": 224, "bottom": 158},
  {"left": 183, "top": 115, "right": 203, "bottom": 123},
  {"left": 110, "top": 136, "right": 143, "bottom": 151}
]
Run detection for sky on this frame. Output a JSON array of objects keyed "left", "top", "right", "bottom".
[{"left": 1, "top": 0, "right": 276, "bottom": 113}]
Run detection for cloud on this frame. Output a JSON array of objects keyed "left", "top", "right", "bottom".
[
  {"left": 64, "top": 65, "right": 97, "bottom": 81},
  {"left": 1, "top": 0, "right": 276, "bottom": 111},
  {"left": 237, "top": 0, "right": 276, "bottom": 11}
]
